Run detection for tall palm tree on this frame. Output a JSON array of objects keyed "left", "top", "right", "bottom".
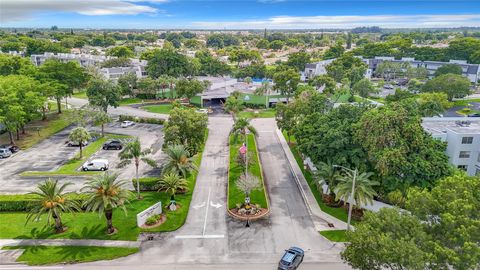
[
  {"left": 68, "top": 127, "right": 91, "bottom": 158},
  {"left": 313, "top": 161, "right": 341, "bottom": 197},
  {"left": 162, "top": 144, "right": 197, "bottom": 178},
  {"left": 334, "top": 170, "right": 379, "bottom": 210},
  {"left": 118, "top": 138, "right": 157, "bottom": 199},
  {"left": 81, "top": 173, "right": 131, "bottom": 234},
  {"left": 157, "top": 172, "right": 188, "bottom": 208},
  {"left": 26, "top": 179, "right": 79, "bottom": 233},
  {"left": 231, "top": 118, "right": 257, "bottom": 143}
]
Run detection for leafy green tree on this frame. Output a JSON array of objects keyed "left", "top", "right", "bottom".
[
  {"left": 269, "top": 40, "right": 284, "bottom": 50},
  {"left": 313, "top": 160, "right": 341, "bottom": 198},
  {"left": 352, "top": 78, "right": 377, "bottom": 98},
  {"left": 286, "top": 51, "right": 311, "bottom": 71},
  {"left": 407, "top": 174, "right": 480, "bottom": 270},
  {"left": 224, "top": 95, "right": 245, "bottom": 116},
  {"left": 273, "top": 68, "right": 300, "bottom": 103},
  {"left": 275, "top": 102, "right": 295, "bottom": 143},
  {"left": 434, "top": 64, "right": 463, "bottom": 77},
  {"left": 82, "top": 173, "right": 131, "bottom": 234},
  {"left": 326, "top": 53, "right": 367, "bottom": 86},
  {"left": 118, "top": 139, "right": 157, "bottom": 198},
  {"left": 101, "top": 58, "right": 132, "bottom": 68},
  {"left": 163, "top": 107, "right": 208, "bottom": 155},
  {"left": 86, "top": 78, "right": 122, "bottom": 112},
  {"left": 355, "top": 103, "right": 452, "bottom": 192},
  {"left": 341, "top": 208, "right": 432, "bottom": 270},
  {"left": 323, "top": 42, "right": 345, "bottom": 59},
  {"left": 26, "top": 179, "right": 79, "bottom": 233},
  {"left": 117, "top": 72, "right": 137, "bottom": 96},
  {"left": 157, "top": 172, "right": 188, "bottom": 206},
  {"left": 37, "top": 59, "right": 88, "bottom": 113},
  {"left": 309, "top": 75, "right": 337, "bottom": 95},
  {"left": 92, "top": 110, "right": 111, "bottom": 137},
  {"left": 405, "top": 66, "right": 429, "bottom": 80},
  {"left": 68, "top": 127, "right": 91, "bottom": 158},
  {"left": 0, "top": 54, "right": 36, "bottom": 76},
  {"left": 231, "top": 118, "right": 257, "bottom": 143},
  {"left": 146, "top": 48, "right": 191, "bottom": 78},
  {"left": 195, "top": 50, "right": 231, "bottom": 76},
  {"left": 415, "top": 92, "right": 451, "bottom": 117},
  {"left": 106, "top": 46, "right": 134, "bottom": 58},
  {"left": 421, "top": 74, "right": 471, "bottom": 101},
  {"left": 162, "top": 144, "right": 197, "bottom": 178},
  {"left": 256, "top": 39, "right": 270, "bottom": 49},
  {"left": 446, "top": 37, "right": 480, "bottom": 63},
  {"left": 175, "top": 78, "right": 205, "bottom": 101}
]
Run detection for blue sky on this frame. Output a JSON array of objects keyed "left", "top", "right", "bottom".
[{"left": 1, "top": 0, "right": 480, "bottom": 29}]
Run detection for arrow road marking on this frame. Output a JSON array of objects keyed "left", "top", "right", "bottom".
[{"left": 210, "top": 201, "right": 222, "bottom": 208}]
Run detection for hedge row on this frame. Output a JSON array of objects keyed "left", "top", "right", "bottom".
[
  {"left": 0, "top": 193, "right": 87, "bottom": 212},
  {"left": 119, "top": 115, "right": 165, "bottom": 125},
  {"left": 132, "top": 177, "right": 159, "bottom": 192}
]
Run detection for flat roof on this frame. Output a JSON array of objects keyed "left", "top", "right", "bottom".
[{"left": 422, "top": 118, "right": 480, "bottom": 135}]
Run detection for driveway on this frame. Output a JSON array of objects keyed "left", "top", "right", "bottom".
[{"left": 0, "top": 123, "right": 164, "bottom": 194}]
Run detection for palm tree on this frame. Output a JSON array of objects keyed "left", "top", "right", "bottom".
[
  {"left": 68, "top": 127, "right": 91, "bottom": 158},
  {"left": 313, "top": 161, "right": 341, "bottom": 197},
  {"left": 224, "top": 96, "right": 244, "bottom": 118},
  {"left": 92, "top": 110, "right": 111, "bottom": 137},
  {"left": 231, "top": 118, "right": 257, "bottom": 143},
  {"left": 26, "top": 179, "right": 79, "bottom": 233},
  {"left": 81, "top": 173, "right": 131, "bottom": 234},
  {"left": 334, "top": 170, "right": 379, "bottom": 209},
  {"left": 118, "top": 138, "right": 157, "bottom": 199},
  {"left": 157, "top": 172, "right": 188, "bottom": 208},
  {"left": 236, "top": 173, "right": 261, "bottom": 206},
  {"left": 162, "top": 144, "right": 197, "bottom": 178}
]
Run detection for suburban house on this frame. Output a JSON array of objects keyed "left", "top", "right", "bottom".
[{"left": 422, "top": 117, "right": 480, "bottom": 176}]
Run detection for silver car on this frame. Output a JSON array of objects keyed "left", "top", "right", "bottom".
[{"left": 0, "top": 148, "right": 12, "bottom": 158}]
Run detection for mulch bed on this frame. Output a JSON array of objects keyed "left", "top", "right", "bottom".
[
  {"left": 229, "top": 208, "right": 269, "bottom": 218},
  {"left": 140, "top": 214, "right": 167, "bottom": 229}
]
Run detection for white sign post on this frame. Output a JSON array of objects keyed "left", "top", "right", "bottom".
[{"left": 137, "top": 202, "right": 162, "bottom": 227}]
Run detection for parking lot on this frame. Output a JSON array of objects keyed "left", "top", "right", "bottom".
[{"left": 0, "top": 122, "right": 164, "bottom": 194}]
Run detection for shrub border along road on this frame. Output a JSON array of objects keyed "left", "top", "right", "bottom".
[
  {"left": 2, "top": 246, "right": 139, "bottom": 265},
  {"left": 226, "top": 133, "right": 270, "bottom": 221},
  {"left": 20, "top": 134, "right": 131, "bottom": 177}
]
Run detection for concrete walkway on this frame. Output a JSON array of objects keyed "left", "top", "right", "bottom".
[{"left": 0, "top": 239, "right": 141, "bottom": 248}]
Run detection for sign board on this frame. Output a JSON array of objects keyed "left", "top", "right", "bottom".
[
  {"left": 244, "top": 95, "right": 250, "bottom": 101},
  {"left": 137, "top": 202, "right": 162, "bottom": 227}
]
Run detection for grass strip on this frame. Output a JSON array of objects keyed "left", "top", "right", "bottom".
[{"left": 319, "top": 230, "right": 348, "bottom": 242}]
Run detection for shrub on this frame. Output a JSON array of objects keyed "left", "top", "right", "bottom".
[
  {"left": 0, "top": 193, "right": 86, "bottom": 212},
  {"left": 119, "top": 115, "right": 165, "bottom": 125},
  {"left": 145, "top": 214, "right": 161, "bottom": 225},
  {"left": 132, "top": 177, "right": 159, "bottom": 191}
]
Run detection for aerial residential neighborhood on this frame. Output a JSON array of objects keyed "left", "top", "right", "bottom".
[{"left": 0, "top": 1, "right": 479, "bottom": 270}]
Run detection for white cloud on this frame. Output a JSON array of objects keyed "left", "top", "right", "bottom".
[
  {"left": 193, "top": 14, "right": 480, "bottom": 29},
  {"left": 0, "top": 0, "right": 166, "bottom": 22}
]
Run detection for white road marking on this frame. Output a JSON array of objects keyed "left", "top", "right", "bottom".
[
  {"left": 202, "top": 187, "right": 211, "bottom": 236},
  {"left": 0, "top": 267, "right": 63, "bottom": 269},
  {"left": 210, "top": 201, "right": 222, "bottom": 208},
  {"left": 192, "top": 202, "right": 206, "bottom": 209},
  {"left": 174, "top": 235, "right": 224, "bottom": 239}
]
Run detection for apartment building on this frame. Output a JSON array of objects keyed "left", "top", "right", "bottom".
[
  {"left": 100, "top": 66, "right": 147, "bottom": 81},
  {"left": 422, "top": 117, "right": 480, "bottom": 176},
  {"left": 30, "top": 52, "right": 112, "bottom": 67}
]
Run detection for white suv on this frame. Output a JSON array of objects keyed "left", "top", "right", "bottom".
[
  {"left": 0, "top": 148, "right": 12, "bottom": 158},
  {"left": 82, "top": 159, "right": 109, "bottom": 171}
]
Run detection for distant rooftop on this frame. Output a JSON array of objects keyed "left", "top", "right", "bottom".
[{"left": 422, "top": 118, "right": 480, "bottom": 135}]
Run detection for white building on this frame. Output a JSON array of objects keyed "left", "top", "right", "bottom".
[
  {"left": 30, "top": 52, "right": 113, "bottom": 67},
  {"left": 422, "top": 117, "right": 480, "bottom": 176},
  {"left": 100, "top": 66, "right": 147, "bottom": 81},
  {"left": 301, "top": 59, "right": 335, "bottom": 81}
]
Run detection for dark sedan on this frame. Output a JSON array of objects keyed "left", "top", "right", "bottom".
[
  {"left": 278, "top": 247, "right": 304, "bottom": 270},
  {"left": 103, "top": 140, "right": 123, "bottom": 150}
]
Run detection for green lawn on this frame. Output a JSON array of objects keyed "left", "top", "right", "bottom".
[
  {"left": 72, "top": 91, "right": 87, "bottom": 99},
  {"left": 228, "top": 134, "right": 268, "bottom": 209},
  {"left": 452, "top": 98, "right": 480, "bottom": 107},
  {"left": 3, "top": 246, "right": 139, "bottom": 265},
  {"left": 190, "top": 96, "right": 202, "bottom": 107},
  {"left": 142, "top": 104, "right": 174, "bottom": 114},
  {"left": 21, "top": 134, "right": 130, "bottom": 177},
  {"left": 319, "top": 230, "right": 348, "bottom": 242},
  {"left": 282, "top": 131, "right": 354, "bottom": 224},
  {"left": 237, "top": 109, "right": 276, "bottom": 119},
  {"left": 0, "top": 110, "right": 74, "bottom": 150},
  {"left": 118, "top": 98, "right": 147, "bottom": 105}
]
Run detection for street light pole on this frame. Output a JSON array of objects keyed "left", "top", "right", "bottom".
[{"left": 333, "top": 165, "right": 357, "bottom": 231}]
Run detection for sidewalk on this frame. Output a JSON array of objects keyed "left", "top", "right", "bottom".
[
  {"left": 274, "top": 129, "right": 349, "bottom": 231},
  {"left": 0, "top": 239, "right": 141, "bottom": 248}
]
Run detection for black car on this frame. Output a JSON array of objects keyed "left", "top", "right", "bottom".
[
  {"left": 103, "top": 140, "right": 123, "bottom": 150},
  {"left": 468, "top": 113, "right": 480, "bottom": 117},
  {"left": 0, "top": 144, "right": 20, "bottom": 153},
  {"left": 67, "top": 141, "right": 88, "bottom": 147},
  {"left": 278, "top": 247, "right": 304, "bottom": 270}
]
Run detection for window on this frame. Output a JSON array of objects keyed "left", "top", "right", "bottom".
[
  {"left": 476, "top": 168, "right": 480, "bottom": 176},
  {"left": 459, "top": 151, "right": 471, "bottom": 158},
  {"left": 457, "top": 165, "right": 468, "bottom": 171},
  {"left": 462, "top": 137, "right": 474, "bottom": 144}
]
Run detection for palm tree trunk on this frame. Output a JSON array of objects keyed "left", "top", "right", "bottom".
[
  {"left": 105, "top": 209, "right": 114, "bottom": 234},
  {"left": 52, "top": 212, "right": 63, "bottom": 233},
  {"left": 135, "top": 161, "right": 141, "bottom": 199}
]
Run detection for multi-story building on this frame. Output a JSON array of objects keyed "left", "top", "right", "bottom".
[
  {"left": 30, "top": 52, "right": 112, "bottom": 67},
  {"left": 100, "top": 66, "right": 147, "bottom": 81},
  {"left": 422, "top": 117, "right": 480, "bottom": 176}
]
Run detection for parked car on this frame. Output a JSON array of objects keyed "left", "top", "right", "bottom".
[
  {"left": 384, "top": 84, "right": 394, "bottom": 89},
  {"left": 278, "top": 247, "right": 304, "bottom": 270},
  {"left": 67, "top": 141, "right": 89, "bottom": 147},
  {"left": 103, "top": 140, "right": 123, "bottom": 150},
  {"left": 468, "top": 113, "right": 480, "bottom": 117},
  {"left": 0, "top": 148, "right": 12, "bottom": 158},
  {"left": 82, "top": 159, "right": 109, "bottom": 171},
  {"left": 121, "top": 121, "right": 135, "bottom": 128},
  {"left": 0, "top": 144, "right": 19, "bottom": 153}
]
